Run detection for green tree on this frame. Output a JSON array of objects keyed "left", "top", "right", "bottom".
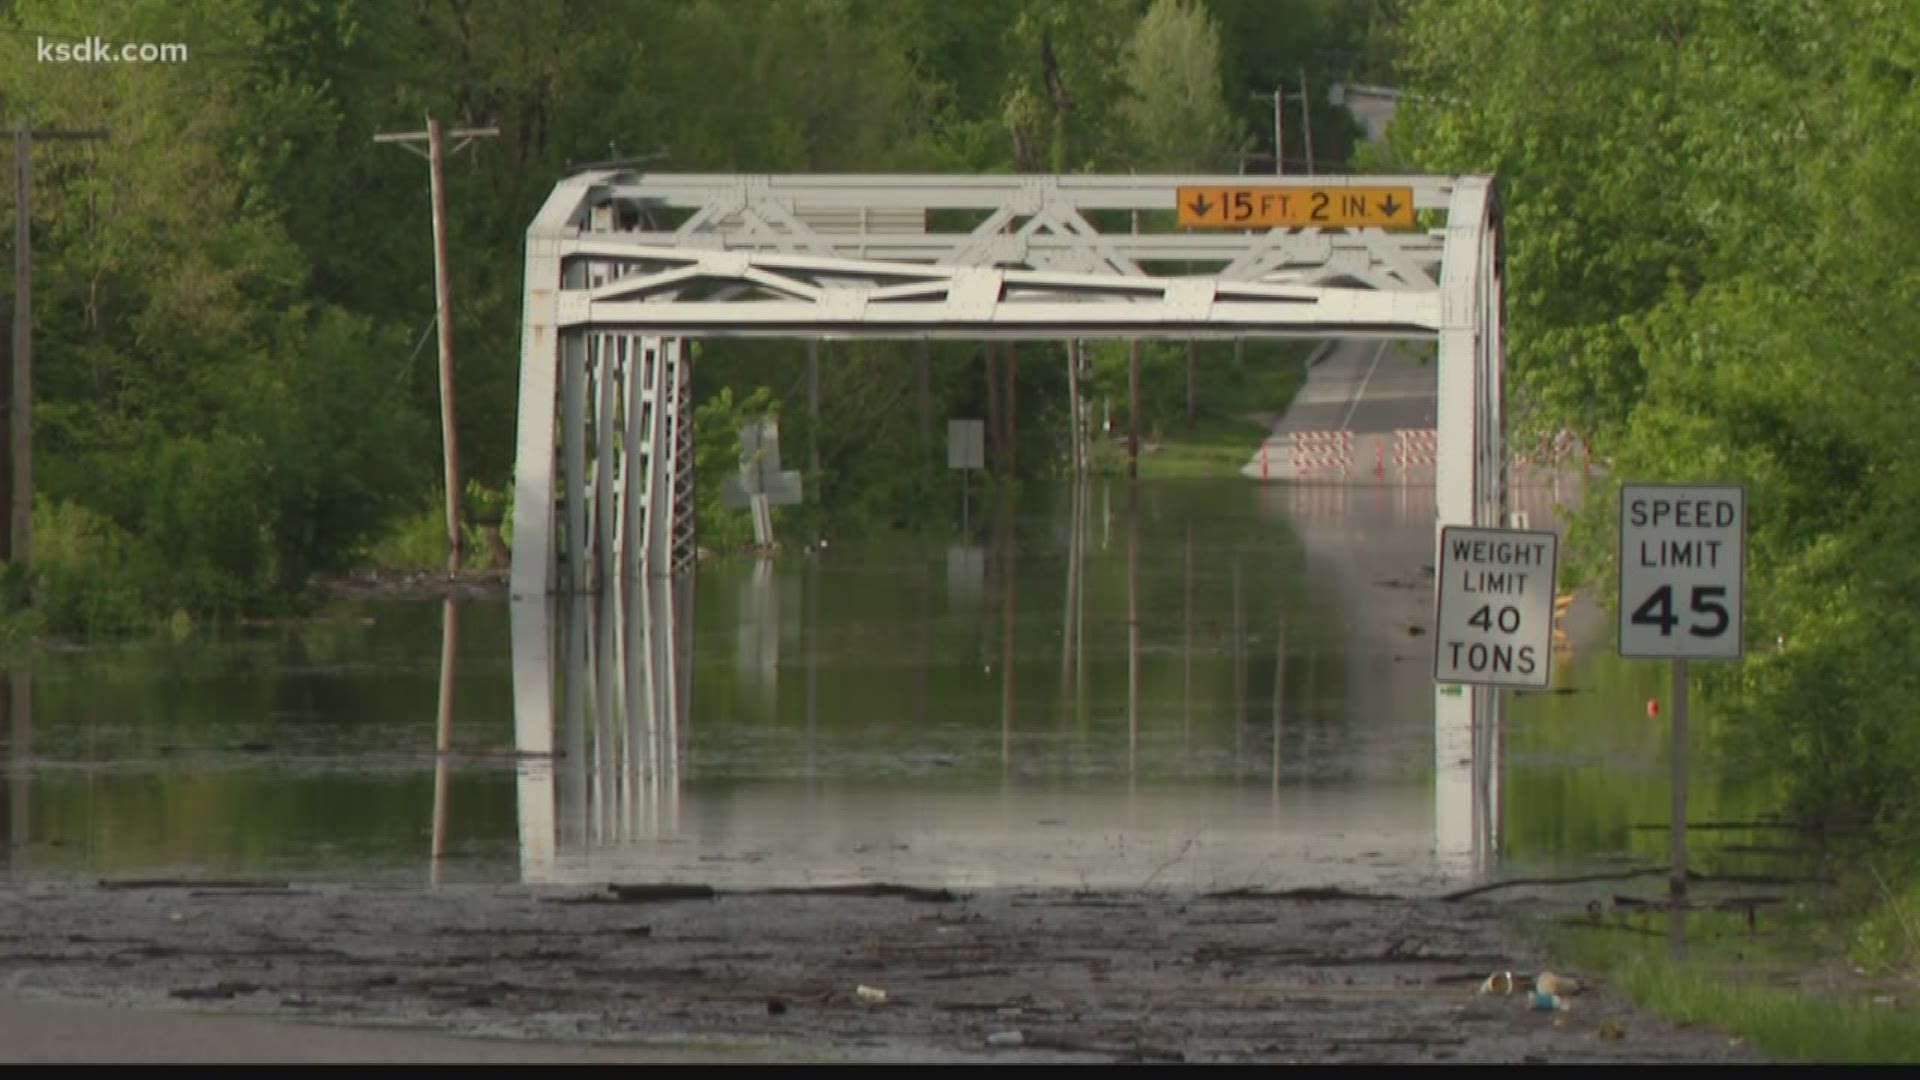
[
  {"left": 1392, "top": 0, "right": 1920, "bottom": 821},
  {"left": 1116, "top": 0, "right": 1240, "bottom": 172}
]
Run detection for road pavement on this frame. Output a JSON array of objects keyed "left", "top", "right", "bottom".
[
  {"left": 0, "top": 997, "right": 779, "bottom": 1063},
  {"left": 1243, "top": 338, "right": 1437, "bottom": 482}
]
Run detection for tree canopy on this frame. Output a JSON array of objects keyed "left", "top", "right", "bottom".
[{"left": 1392, "top": 0, "right": 1920, "bottom": 821}]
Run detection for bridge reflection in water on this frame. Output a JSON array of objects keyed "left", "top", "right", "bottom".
[
  {"left": 510, "top": 579, "right": 693, "bottom": 885},
  {"left": 501, "top": 480, "right": 1515, "bottom": 893}
]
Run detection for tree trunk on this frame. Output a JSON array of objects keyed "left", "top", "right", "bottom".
[
  {"left": 984, "top": 345, "right": 1001, "bottom": 477},
  {"left": 916, "top": 339, "right": 931, "bottom": 443},
  {"left": 1003, "top": 342, "right": 1017, "bottom": 477},
  {"left": 1066, "top": 341, "right": 1082, "bottom": 475},
  {"left": 1187, "top": 339, "right": 1198, "bottom": 431},
  {"left": 1128, "top": 340, "right": 1141, "bottom": 480}
]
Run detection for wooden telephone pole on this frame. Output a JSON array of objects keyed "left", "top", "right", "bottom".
[
  {"left": 375, "top": 115, "right": 497, "bottom": 572},
  {"left": 10, "top": 119, "right": 108, "bottom": 578}
]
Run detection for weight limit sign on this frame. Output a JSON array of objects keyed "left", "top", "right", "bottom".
[{"left": 1433, "top": 526, "right": 1560, "bottom": 689}]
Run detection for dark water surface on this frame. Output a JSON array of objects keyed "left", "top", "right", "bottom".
[{"left": 0, "top": 479, "right": 1772, "bottom": 890}]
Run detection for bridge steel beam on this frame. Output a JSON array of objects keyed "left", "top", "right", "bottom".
[{"left": 511, "top": 171, "right": 1505, "bottom": 871}]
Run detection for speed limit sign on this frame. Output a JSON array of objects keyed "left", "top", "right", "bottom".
[{"left": 1617, "top": 484, "right": 1745, "bottom": 660}]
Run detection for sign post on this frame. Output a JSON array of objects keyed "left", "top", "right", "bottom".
[
  {"left": 1433, "top": 525, "right": 1558, "bottom": 869},
  {"left": 719, "top": 420, "right": 802, "bottom": 547},
  {"left": 948, "top": 419, "right": 984, "bottom": 533},
  {"left": 1617, "top": 484, "right": 1745, "bottom": 902}
]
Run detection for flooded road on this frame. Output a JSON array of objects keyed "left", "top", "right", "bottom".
[
  {"left": 0, "top": 478, "right": 1772, "bottom": 892},
  {"left": 0, "top": 476, "right": 1790, "bottom": 1062}
]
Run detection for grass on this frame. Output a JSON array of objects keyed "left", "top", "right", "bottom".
[
  {"left": 1540, "top": 874, "right": 1920, "bottom": 1063},
  {"left": 359, "top": 497, "right": 510, "bottom": 572},
  {"left": 1087, "top": 353, "right": 1306, "bottom": 480},
  {"left": 1603, "top": 950, "right": 1918, "bottom": 1062},
  {"left": 1089, "top": 413, "right": 1273, "bottom": 479}
]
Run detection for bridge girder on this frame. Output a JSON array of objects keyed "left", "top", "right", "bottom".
[{"left": 511, "top": 171, "right": 1506, "bottom": 873}]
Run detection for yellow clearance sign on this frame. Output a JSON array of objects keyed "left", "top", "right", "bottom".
[{"left": 1175, "top": 185, "right": 1416, "bottom": 230}]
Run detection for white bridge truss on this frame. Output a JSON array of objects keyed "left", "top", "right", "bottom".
[{"left": 513, "top": 171, "right": 1508, "bottom": 872}]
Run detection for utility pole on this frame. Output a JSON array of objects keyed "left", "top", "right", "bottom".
[
  {"left": 375, "top": 114, "right": 497, "bottom": 572},
  {"left": 1128, "top": 211, "right": 1142, "bottom": 478},
  {"left": 807, "top": 340, "right": 821, "bottom": 478},
  {"left": 0, "top": 293, "right": 10, "bottom": 567},
  {"left": 1272, "top": 84, "right": 1285, "bottom": 176},
  {"left": 1298, "top": 67, "right": 1316, "bottom": 176},
  {"left": 1255, "top": 77, "right": 1314, "bottom": 176},
  {"left": 11, "top": 119, "right": 107, "bottom": 580}
]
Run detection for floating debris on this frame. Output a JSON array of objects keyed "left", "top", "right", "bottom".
[{"left": 986, "top": 1030, "right": 1025, "bottom": 1048}]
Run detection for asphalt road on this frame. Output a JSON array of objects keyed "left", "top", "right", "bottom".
[
  {"left": 1244, "top": 339, "right": 1437, "bottom": 482},
  {"left": 0, "top": 998, "right": 767, "bottom": 1063}
]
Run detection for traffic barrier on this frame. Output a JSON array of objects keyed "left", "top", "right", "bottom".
[
  {"left": 1290, "top": 430, "right": 1353, "bottom": 475},
  {"left": 1512, "top": 429, "right": 1581, "bottom": 475},
  {"left": 1393, "top": 428, "right": 1438, "bottom": 470}
]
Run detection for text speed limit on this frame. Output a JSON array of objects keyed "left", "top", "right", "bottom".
[{"left": 1617, "top": 484, "right": 1745, "bottom": 660}]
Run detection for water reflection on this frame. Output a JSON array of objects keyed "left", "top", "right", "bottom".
[
  {"left": 431, "top": 598, "right": 457, "bottom": 885},
  {"left": 0, "top": 473, "right": 1783, "bottom": 892},
  {"left": 509, "top": 479, "right": 1496, "bottom": 891},
  {"left": 6, "top": 672, "right": 29, "bottom": 877}
]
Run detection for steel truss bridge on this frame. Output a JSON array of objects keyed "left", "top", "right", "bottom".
[{"left": 511, "top": 172, "right": 1507, "bottom": 872}]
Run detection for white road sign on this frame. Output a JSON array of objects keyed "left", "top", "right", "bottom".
[
  {"left": 1617, "top": 484, "right": 1745, "bottom": 660},
  {"left": 1433, "top": 526, "right": 1559, "bottom": 688},
  {"left": 948, "top": 419, "right": 984, "bottom": 471}
]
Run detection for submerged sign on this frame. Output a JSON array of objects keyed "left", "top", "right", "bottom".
[
  {"left": 1175, "top": 185, "right": 1416, "bottom": 230},
  {"left": 1433, "top": 526, "right": 1559, "bottom": 689},
  {"left": 1617, "top": 484, "right": 1745, "bottom": 660}
]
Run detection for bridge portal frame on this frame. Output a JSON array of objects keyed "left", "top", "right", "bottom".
[{"left": 512, "top": 171, "right": 1506, "bottom": 871}]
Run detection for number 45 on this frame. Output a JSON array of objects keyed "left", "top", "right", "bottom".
[{"left": 1631, "top": 585, "right": 1730, "bottom": 637}]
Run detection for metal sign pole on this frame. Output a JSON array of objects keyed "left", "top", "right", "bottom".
[
  {"left": 1617, "top": 483, "right": 1743, "bottom": 909},
  {"left": 1671, "top": 657, "right": 1688, "bottom": 901}
]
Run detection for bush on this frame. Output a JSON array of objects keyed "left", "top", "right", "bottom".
[
  {"left": 32, "top": 498, "right": 156, "bottom": 638},
  {"left": 361, "top": 483, "right": 512, "bottom": 571}
]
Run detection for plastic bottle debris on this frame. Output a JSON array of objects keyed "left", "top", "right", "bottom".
[
  {"left": 1530, "top": 989, "right": 1569, "bottom": 1012},
  {"left": 1476, "top": 971, "right": 1515, "bottom": 996},
  {"left": 1535, "top": 971, "right": 1581, "bottom": 996},
  {"left": 986, "top": 1030, "right": 1025, "bottom": 1048},
  {"left": 855, "top": 985, "right": 888, "bottom": 1004}
]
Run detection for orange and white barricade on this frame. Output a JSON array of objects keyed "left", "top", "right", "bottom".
[
  {"left": 1290, "top": 430, "right": 1353, "bottom": 476},
  {"left": 1393, "top": 428, "right": 1438, "bottom": 471}
]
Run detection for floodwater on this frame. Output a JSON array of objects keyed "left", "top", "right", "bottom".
[{"left": 0, "top": 478, "right": 1774, "bottom": 892}]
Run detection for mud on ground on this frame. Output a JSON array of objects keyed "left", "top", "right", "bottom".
[{"left": 0, "top": 883, "right": 1758, "bottom": 1063}]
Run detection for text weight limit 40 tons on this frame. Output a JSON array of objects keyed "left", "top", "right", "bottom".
[{"left": 1433, "top": 526, "right": 1560, "bottom": 690}]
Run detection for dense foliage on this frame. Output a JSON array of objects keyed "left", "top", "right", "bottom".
[
  {"left": 1391, "top": 0, "right": 1920, "bottom": 823},
  {"left": 3, "top": 0, "right": 1381, "bottom": 633}
]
